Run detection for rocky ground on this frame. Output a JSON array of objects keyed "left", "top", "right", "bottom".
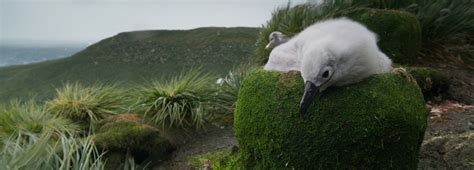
[
  {"left": 419, "top": 100, "right": 474, "bottom": 169},
  {"left": 418, "top": 67, "right": 474, "bottom": 169}
]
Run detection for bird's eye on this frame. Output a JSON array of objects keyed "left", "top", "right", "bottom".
[{"left": 322, "top": 70, "right": 329, "bottom": 78}]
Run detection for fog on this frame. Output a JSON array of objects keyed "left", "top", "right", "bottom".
[{"left": 1, "top": 0, "right": 308, "bottom": 45}]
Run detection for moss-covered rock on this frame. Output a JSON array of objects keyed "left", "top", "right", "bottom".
[
  {"left": 408, "top": 67, "right": 449, "bottom": 100},
  {"left": 234, "top": 70, "right": 427, "bottom": 169},
  {"left": 93, "top": 114, "right": 174, "bottom": 169},
  {"left": 255, "top": 6, "right": 421, "bottom": 65},
  {"left": 346, "top": 8, "right": 421, "bottom": 65}
]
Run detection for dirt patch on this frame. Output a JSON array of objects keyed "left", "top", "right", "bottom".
[
  {"left": 419, "top": 100, "right": 474, "bottom": 169},
  {"left": 425, "top": 100, "right": 474, "bottom": 137}
]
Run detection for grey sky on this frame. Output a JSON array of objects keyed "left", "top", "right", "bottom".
[{"left": 1, "top": 0, "right": 307, "bottom": 45}]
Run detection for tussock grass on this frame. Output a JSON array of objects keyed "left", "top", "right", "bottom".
[
  {"left": 0, "top": 100, "right": 105, "bottom": 170},
  {"left": 0, "top": 100, "right": 78, "bottom": 143},
  {"left": 216, "top": 70, "right": 248, "bottom": 114},
  {"left": 46, "top": 83, "right": 126, "bottom": 125},
  {"left": 256, "top": 0, "right": 474, "bottom": 64},
  {"left": 355, "top": 0, "right": 474, "bottom": 57},
  {"left": 137, "top": 70, "right": 218, "bottom": 129},
  {"left": 1, "top": 132, "right": 105, "bottom": 170}
]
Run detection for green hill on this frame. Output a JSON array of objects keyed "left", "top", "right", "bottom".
[{"left": 0, "top": 27, "right": 260, "bottom": 102}]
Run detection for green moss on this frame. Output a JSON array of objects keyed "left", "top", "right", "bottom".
[
  {"left": 186, "top": 149, "right": 227, "bottom": 168},
  {"left": 93, "top": 114, "right": 173, "bottom": 168},
  {"left": 408, "top": 67, "right": 449, "bottom": 100},
  {"left": 94, "top": 122, "right": 159, "bottom": 149},
  {"left": 185, "top": 147, "right": 241, "bottom": 169},
  {"left": 102, "top": 152, "right": 126, "bottom": 170},
  {"left": 346, "top": 8, "right": 421, "bottom": 64},
  {"left": 234, "top": 70, "right": 427, "bottom": 169}
]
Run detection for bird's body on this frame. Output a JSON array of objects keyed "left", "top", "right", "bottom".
[
  {"left": 265, "top": 18, "right": 392, "bottom": 85},
  {"left": 263, "top": 18, "right": 392, "bottom": 116}
]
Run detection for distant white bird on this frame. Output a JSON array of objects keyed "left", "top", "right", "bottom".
[
  {"left": 264, "top": 18, "right": 392, "bottom": 116},
  {"left": 216, "top": 78, "right": 224, "bottom": 86},
  {"left": 265, "top": 31, "right": 290, "bottom": 49}
]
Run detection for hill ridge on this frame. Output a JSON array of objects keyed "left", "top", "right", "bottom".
[{"left": 0, "top": 27, "right": 260, "bottom": 101}]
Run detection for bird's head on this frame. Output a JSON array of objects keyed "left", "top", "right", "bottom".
[
  {"left": 265, "top": 31, "right": 288, "bottom": 49},
  {"left": 299, "top": 48, "right": 337, "bottom": 117}
]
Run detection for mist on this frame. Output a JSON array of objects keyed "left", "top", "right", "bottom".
[{"left": 1, "top": 0, "right": 308, "bottom": 45}]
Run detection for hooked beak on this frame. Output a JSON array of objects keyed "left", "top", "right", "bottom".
[{"left": 299, "top": 81, "right": 320, "bottom": 117}]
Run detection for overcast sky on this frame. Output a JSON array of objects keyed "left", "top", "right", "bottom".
[{"left": 0, "top": 0, "right": 308, "bottom": 45}]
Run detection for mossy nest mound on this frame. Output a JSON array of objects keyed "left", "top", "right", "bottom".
[
  {"left": 347, "top": 8, "right": 421, "bottom": 65},
  {"left": 255, "top": 6, "right": 421, "bottom": 65},
  {"left": 234, "top": 70, "right": 427, "bottom": 169},
  {"left": 93, "top": 114, "right": 174, "bottom": 168}
]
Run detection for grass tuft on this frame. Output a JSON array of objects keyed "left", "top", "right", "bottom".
[
  {"left": 355, "top": 0, "right": 474, "bottom": 58},
  {"left": 0, "top": 100, "right": 104, "bottom": 169},
  {"left": 215, "top": 70, "right": 248, "bottom": 114},
  {"left": 137, "top": 70, "right": 218, "bottom": 129},
  {"left": 1, "top": 132, "right": 105, "bottom": 170},
  {"left": 46, "top": 83, "right": 126, "bottom": 126},
  {"left": 0, "top": 100, "right": 78, "bottom": 143}
]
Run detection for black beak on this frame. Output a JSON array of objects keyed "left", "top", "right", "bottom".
[{"left": 299, "top": 81, "right": 320, "bottom": 117}]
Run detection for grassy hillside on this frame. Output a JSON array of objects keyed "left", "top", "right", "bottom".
[{"left": 0, "top": 27, "right": 259, "bottom": 102}]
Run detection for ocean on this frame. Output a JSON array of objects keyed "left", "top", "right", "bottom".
[{"left": 0, "top": 45, "right": 85, "bottom": 67}]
